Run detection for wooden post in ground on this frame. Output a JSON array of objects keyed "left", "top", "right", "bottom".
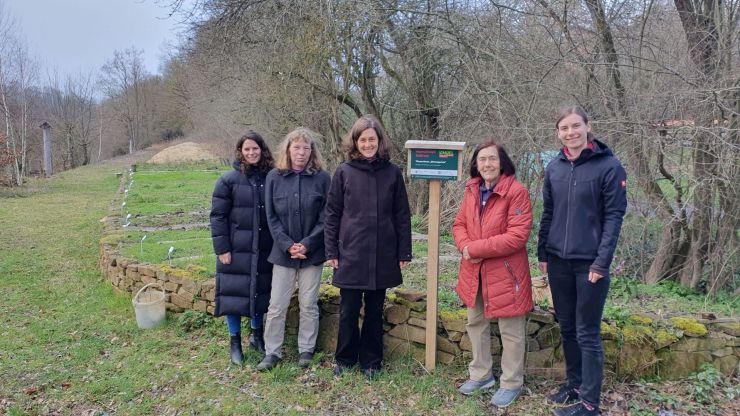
[
  {"left": 425, "top": 179, "right": 441, "bottom": 370},
  {"left": 405, "top": 140, "right": 465, "bottom": 371}
]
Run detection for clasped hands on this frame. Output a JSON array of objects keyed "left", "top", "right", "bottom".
[{"left": 289, "top": 243, "right": 308, "bottom": 259}]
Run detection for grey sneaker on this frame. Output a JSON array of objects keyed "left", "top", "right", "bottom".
[
  {"left": 458, "top": 375, "right": 496, "bottom": 395},
  {"left": 256, "top": 354, "right": 281, "bottom": 371},
  {"left": 491, "top": 387, "right": 522, "bottom": 408},
  {"left": 298, "top": 352, "right": 313, "bottom": 368}
]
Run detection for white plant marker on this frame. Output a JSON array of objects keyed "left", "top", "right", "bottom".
[
  {"left": 168, "top": 246, "right": 175, "bottom": 264},
  {"left": 140, "top": 234, "right": 147, "bottom": 255}
]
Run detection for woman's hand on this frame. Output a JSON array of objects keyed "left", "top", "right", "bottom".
[
  {"left": 218, "top": 252, "right": 232, "bottom": 265},
  {"left": 289, "top": 243, "right": 307, "bottom": 259},
  {"left": 399, "top": 260, "right": 410, "bottom": 269},
  {"left": 588, "top": 271, "right": 604, "bottom": 283},
  {"left": 462, "top": 246, "right": 482, "bottom": 264},
  {"left": 326, "top": 259, "right": 339, "bottom": 269},
  {"left": 538, "top": 262, "right": 547, "bottom": 274}
]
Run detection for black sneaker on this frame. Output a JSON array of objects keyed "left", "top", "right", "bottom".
[
  {"left": 547, "top": 385, "right": 579, "bottom": 404},
  {"left": 552, "top": 402, "right": 600, "bottom": 416}
]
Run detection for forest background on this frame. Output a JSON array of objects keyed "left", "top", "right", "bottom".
[{"left": 1, "top": 0, "right": 738, "bottom": 297}]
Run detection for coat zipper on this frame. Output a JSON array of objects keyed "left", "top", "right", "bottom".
[
  {"left": 504, "top": 260, "right": 520, "bottom": 293},
  {"left": 563, "top": 162, "right": 575, "bottom": 257}
]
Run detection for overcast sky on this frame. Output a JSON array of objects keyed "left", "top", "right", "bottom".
[{"left": 5, "top": 0, "right": 185, "bottom": 80}]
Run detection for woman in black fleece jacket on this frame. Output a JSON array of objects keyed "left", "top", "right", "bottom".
[{"left": 538, "top": 106, "right": 627, "bottom": 416}]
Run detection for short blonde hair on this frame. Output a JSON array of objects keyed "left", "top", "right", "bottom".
[{"left": 275, "top": 127, "right": 325, "bottom": 173}]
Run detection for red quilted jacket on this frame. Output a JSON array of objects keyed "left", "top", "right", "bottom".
[{"left": 452, "top": 174, "right": 534, "bottom": 319}]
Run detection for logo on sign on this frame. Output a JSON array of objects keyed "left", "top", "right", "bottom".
[{"left": 439, "top": 150, "right": 454, "bottom": 158}]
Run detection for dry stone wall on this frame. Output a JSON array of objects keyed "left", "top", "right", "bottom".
[{"left": 101, "top": 167, "right": 739, "bottom": 380}]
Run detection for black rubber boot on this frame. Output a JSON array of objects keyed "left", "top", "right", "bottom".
[
  {"left": 249, "top": 327, "right": 265, "bottom": 354},
  {"left": 230, "top": 333, "right": 244, "bottom": 366}
]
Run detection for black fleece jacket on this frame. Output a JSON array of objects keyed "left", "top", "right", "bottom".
[{"left": 537, "top": 139, "right": 627, "bottom": 276}]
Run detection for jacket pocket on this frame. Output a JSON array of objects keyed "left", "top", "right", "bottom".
[
  {"left": 272, "top": 195, "right": 289, "bottom": 216},
  {"left": 504, "top": 260, "right": 520, "bottom": 293}
]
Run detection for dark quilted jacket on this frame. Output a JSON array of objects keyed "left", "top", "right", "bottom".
[{"left": 210, "top": 161, "right": 273, "bottom": 317}]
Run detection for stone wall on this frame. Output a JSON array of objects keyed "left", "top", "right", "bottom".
[{"left": 101, "top": 168, "right": 739, "bottom": 380}]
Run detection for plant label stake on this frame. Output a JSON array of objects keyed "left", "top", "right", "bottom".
[
  {"left": 140, "top": 234, "right": 147, "bottom": 255},
  {"left": 168, "top": 246, "right": 175, "bottom": 265},
  {"left": 405, "top": 140, "right": 465, "bottom": 371}
]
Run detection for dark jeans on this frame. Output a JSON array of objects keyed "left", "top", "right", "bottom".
[
  {"left": 548, "top": 255, "right": 610, "bottom": 408},
  {"left": 335, "top": 288, "right": 386, "bottom": 370}
]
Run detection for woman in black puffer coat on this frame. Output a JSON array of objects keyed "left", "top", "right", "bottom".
[{"left": 210, "top": 130, "right": 275, "bottom": 365}]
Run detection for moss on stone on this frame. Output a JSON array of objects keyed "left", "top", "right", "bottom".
[
  {"left": 622, "top": 324, "right": 655, "bottom": 345},
  {"left": 600, "top": 322, "right": 619, "bottom": 340},
  {"left": 655, "top": 329, "right": 679, "bottom": 349},
  {"left": 159, "top": 264, "right": 207, "bottom": 281},
  {"left": 318, "top": 284, "right": 340, "bottom": 302},
  {"left": 100, "top": 232, "right": 123, "bottom": 245},
  {"left": 670, "top": 317, "right": 707, "bottom": 337},
  {"left": 628, "top": 314, "right": 654, "bottom": 326},
  {"left": 439, "top": 309, "right": 467, "bottom": 322}
]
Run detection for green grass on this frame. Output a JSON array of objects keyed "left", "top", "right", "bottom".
[
  {"left": 119, "top": 228, "right": 215, "bottom": 277},
  {"left": 125, "top": 167, "right": 224, "bottom": 216}
]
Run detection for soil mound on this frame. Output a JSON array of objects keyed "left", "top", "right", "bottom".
[{"left": 147, "top": 142, "right": 218, "bottom": 164}]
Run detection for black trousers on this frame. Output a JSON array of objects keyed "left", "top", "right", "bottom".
[
  {"left": 335, "top": 288, "right": 387, "bottom": 370},
  {"left": 548, "top": 254, "right": 610, "bottom": 408}
]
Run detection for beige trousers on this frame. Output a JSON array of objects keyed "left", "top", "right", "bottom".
[
  {"left": 466, "top": 283, "right": 526, "bottom": 389},
  {"left": 263, "top": 264, "right": 322, "bottom": 358}
]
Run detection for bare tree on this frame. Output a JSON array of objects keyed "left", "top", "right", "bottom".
[
  {"left": 45, "top": 72, "right": 96, "bottom": 168},
  {"left": 99, "top": 48, "right": 149, "bottom": 154}
]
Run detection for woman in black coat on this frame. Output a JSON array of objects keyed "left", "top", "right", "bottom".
[
  {"left": 324, "top": 115, "right": 412, "bottom": 377},
  {"left": 210, "top": 131, "right": 274, "bottom": 365}
]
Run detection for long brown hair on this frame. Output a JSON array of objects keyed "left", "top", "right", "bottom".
[
  {"left": 343, "top": 114, "right": 391, "bottom": 160},
  {"left": 235, "top": 130, "right": 274, "bottom": 174},
  {"left": 275, "top": 127, "right": 325, "bottom": 173}
]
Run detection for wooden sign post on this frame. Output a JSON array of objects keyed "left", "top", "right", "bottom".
[{"left": 405, "top": 140, "right": 465, "bottom": 371}]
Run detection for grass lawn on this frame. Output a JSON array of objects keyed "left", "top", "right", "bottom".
[{"left": 1, "top": 154, "right": 737, "bottom": 415}]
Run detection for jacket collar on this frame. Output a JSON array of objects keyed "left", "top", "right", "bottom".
[
  {"left": 556, "top": 138, "right": 613, "bottom": 164},
  {"left": 276, "top": 167, "right": 320, "bottom": 177},
  {"left": 465, "top": 174, "right": 515, "bottom": 197},
  {"left": 232, "top": 160, "right": 261, "bottom": 175},
  {"left": 347, "top": 157, "right": 390, "bottom": 171}
]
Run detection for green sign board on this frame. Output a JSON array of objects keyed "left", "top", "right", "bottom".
[{"left": 409, "top": 148, "right": 460, "bottom": 180}]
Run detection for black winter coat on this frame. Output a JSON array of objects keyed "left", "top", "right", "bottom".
[
  {"left": 537, "top": 139, "right": 627, "bottom": 276},
  {"left": 210, "top": 161, "right": 273, "bottom": 317},
  {"left": 324, "top": 159, "right": 412, "bottom": 290},
  {"left": 265, "top": 168, "right": 331, "bottom": 268}
]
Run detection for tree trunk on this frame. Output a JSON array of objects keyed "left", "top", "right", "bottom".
[{"left": 645, "top": 218, "right": 689, "bottom": 283}]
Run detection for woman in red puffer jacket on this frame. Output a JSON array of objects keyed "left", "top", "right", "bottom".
[{"left": 452, "top": 140, "right": 533, "bottom": 409}]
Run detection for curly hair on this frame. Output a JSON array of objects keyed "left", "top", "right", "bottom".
[{"left": 235, "top": 130, "right": 274, "bottom": 174}]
